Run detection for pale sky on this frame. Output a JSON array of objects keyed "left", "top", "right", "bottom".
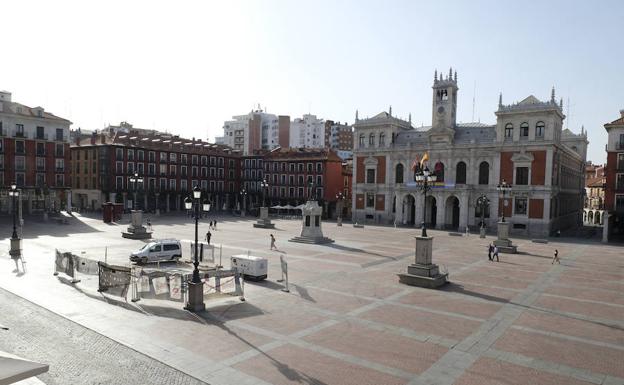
[{"left": 2, "top": 0, "right": 622, "bottom": 163}]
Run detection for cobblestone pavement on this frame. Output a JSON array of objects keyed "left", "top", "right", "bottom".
[
  {"left": 0, "top": 287, "right": 207, "bottom": 385},
  {"left": 1, "top": 213, "right": 623, "bottom": 385}
]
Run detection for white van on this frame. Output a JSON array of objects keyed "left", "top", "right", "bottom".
[{"left": 130, "top": 239, "right": 182, "bottom": 264}]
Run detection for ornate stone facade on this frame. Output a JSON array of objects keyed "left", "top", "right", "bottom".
[{"left": 352, "top": 69, "right": 587, "bottom": 237}]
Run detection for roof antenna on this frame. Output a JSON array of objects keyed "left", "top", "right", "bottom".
[
  {"left": 472, "top": 80, "right": 476, "bottom": 123},
  {"left": 566, "top": 97, "right": 570, "bottom": 130}
]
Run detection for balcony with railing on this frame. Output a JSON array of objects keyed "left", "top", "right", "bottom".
[
  {"left": 55, "top": 167, "right": 65, "bottom": 173},
  {"left": 616, "top": 142, "right": 624, "bottom": 150},
  {"left": 36, "top": 133, "right": 48, "bottom": 140}
]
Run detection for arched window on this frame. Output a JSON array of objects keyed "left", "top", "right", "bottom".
[
  {"left": 379, "top": 132, "right": 385, "bottom": 146},
  {"left": 434, "top": 161, "right": 444, "bottom": 182},
  {"left": 478, "top": 161, "right": 489, "bottom": 185},
  {"left": 505, "top": 123, "right": 513, "bottom": 138},
  {"left": 455, "top": 161, "right": 466, "bottom": 184},
  {"left": 520, "top": 122, "right": 529, "bottom": 137},
  {"left": 395, "top": 163, "right": 404, "bottom": 183},
  {"left": 536, "top": 121, "right": 545, "bottom": 137},
  {"left": 369, "top": 133, "right": 375, "bottom": 146},
  {"left": 359, "top": 134, "right": 365, "bottom": 146}
]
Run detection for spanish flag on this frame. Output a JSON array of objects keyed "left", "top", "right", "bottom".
[
  {"left": 411, "top": 155, "right": 420, "bottom": 171},
  {"left": 420, "top": 152, "right": 429, "bottom": 169}
]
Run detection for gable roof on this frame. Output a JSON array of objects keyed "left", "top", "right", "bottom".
[{"left": 518, "top": 95, "right": 542, "bottom": 105}]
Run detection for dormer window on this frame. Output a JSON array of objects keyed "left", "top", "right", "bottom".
[
  {"left": 504, "top": 123, "right": 513, "bottom": 138},
  {"left": 520, "top": 122, "right": 529, "bottom": 138},
  {"left": 535, "top": 121, "right": 545, "bottom": 137}
]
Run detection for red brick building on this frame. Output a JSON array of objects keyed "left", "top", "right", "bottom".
[
  {"left": 0, "top": 91, "right": 72, "bottom": 214},
  {"left": 603, "top": 110, "right": 624, "bottom": 240},
  {"left": 71, "top": 129, "right": 241, "bottom": 212},
  {"left": 241, "top": 148, "right": 346, "bottom": 217}
]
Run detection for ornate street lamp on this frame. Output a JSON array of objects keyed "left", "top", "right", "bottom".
[
  {"left": 414, "top": 167, "right": 437, "bottom": 237},
  {"left": 496, "top": 179, "right": 512, "bottom": 222},
  {"left": 184, "top": 186, "right": 210, "bottom": 312},
  {"left": 129, "top": 172, "right": 144, "bottom": 211},
  {"left": 476, "top": 195, "right": 490, "bottom": 238},
  {"left": 335, "top": 191, "right": 345, "bottom": 226},
  {"left": 9, "top": 183, "right": 19, "bottom": 239},
  {"left": 239, "top": 188, "right": 247, "bottom": 215},
  {"left": 260, "top": 179, "right": 269, "bottom": 207}
]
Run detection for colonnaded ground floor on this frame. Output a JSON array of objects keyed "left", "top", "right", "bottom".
[{"left": 0, "top": 213, "right": 623, "bottom": 385}]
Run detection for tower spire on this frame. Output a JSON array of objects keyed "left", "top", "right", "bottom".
[
  {"left": 355, "top": 109, "right": 359, "bottom": 122},
  {"left": 449, "top": 67, "right": 453, "bottom": 80},
  {"left": 498, "top": 92, "right": 503, "bottom": 107},
  {"left": 434, "top": 69, "right": 437, "bottom": 83},
  {"left": 389, "top": 105, "right": 392, "bottom": 116},
  {"left": 409, "top": 113, "right": 412, "bottom": 124},
  {"left": 454, "top": 70, "right": 457, "bottom": 82},
  {"left": 551, "top": 87, "right": 555, "bottom": 102}
]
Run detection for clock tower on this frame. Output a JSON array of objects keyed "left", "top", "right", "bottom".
[{"left": 431, "top": 68, "right": 458, "bottom": 131}]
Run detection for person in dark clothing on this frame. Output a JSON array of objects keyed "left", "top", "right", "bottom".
[
  {"left": 488, "top": 243, "right": 494, "bottom": 261},
  {"left": 206, "top": 231, "right": 211, "bottom": 245}
]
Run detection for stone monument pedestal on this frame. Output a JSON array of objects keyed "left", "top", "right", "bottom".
[
  {"left": 185, "top": 281, "right": 206, "bottom": 312},
  {"left": 122, "top": 210, "right": 152, "bottom": 239},
  {"left": 398, "top": 236, "right": 448, "bottom": 288},
  {"left": 289, "top": 201, "right": 334, "bottom": 244},
  {"left": 494, "top": 221, "right": 517, "bottom": 253},
  {"left": 253, "top": 207, "right": 275, "bottom": 228}
]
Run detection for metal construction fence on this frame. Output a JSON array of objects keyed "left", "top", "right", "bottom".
[{"left": 55, "top": 249, "right": 244, "bottom": 306}]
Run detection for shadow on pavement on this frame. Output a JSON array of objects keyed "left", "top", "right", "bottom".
[{"left": 202, "top": 312, "right": 329, "bottom": 385}]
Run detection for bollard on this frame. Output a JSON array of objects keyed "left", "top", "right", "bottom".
[
  {"left": 280, "top": 254, "right": 289, "bottom": 293},
  {"left": 200, "top": 243, "right": 204, "bottom": 263},
  {"left": 240, "top": 275, "right": 245, "bottom": 301}
]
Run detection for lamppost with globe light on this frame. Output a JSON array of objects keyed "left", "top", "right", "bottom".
[
  {"left": 239, "top": 188, "right": 247, "bottom": 216},
  {"left": 335, "top": 191, "right": 345, "bottom": 226},
  {"left": 260, "top": 179, "right": 269, "bottom": 207},
  {"left": 184, "top": 186, "right": 210, "bottom": 312},
  {"left": 496, "top": 179, "right": 512, "bottom": 222},
  {"left": 9, "top": 183, "right": 20, "bottom": 239},
  {"left": 129, "top": 173, "right": 143, "bottom": 211},
  {"left": 9, "top": 183, "right": 22, "bottom": 260},
  {"left": 414, "top": 167, "right": 437, "bottom": 237},
  {"left": 476, "top": 195, "right": 490, "bottom": 238}
]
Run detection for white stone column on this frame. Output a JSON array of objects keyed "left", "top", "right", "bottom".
[
  {"left": 435, "top": 194, "right": 445, "bottom": 229},
  {"left": 394, "top": 194, "right": 403, "bottom": 224},
  {"left": 545, "top": 148, "right": 553, "bottom": 186},
  {"left": 66, "top": 190, "right": 72, "bottom": 213},
  {"left": 459, "top": 194, "right": 468, "bottom": 231}
]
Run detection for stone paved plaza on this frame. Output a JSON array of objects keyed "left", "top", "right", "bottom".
[{"left": 1, "top": 213, "right": 623, "bottom": 385}]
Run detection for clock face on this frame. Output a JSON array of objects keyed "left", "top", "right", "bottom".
[{"left": 437, "top": 106, "right": 445, "bottom": 115}]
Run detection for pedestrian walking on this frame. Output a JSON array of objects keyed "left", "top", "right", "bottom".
[
  {"left": 209, "top": 220, "right": 213, "bottom": 230},
  {"left": 493, "top": 245, "right": 500, "bottom": 262},
  {"left": 146, "top": 218, "right": 152, "bottom": 232},
  {"left": 552, "top": 249, "right": 560, "bottom": 264},
  {"left": 270, "top": 234, "right": 276, "bottom": 250},
  {"left": 488, "top": 243, "right": 493, "bottom": 261},
  {"left": 214, "top": 220, "right": 217, "bottom": 230},
  {"left": 206, "top": 231, "right": 211, "bottom": 245}
]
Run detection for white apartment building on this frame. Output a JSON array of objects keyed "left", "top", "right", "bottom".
[
  {"left": 222, "top": 108, "right": 289, "bottom": 155},
  {"left": 289, "top": 114, "right": 325, "bottom": 148}
]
